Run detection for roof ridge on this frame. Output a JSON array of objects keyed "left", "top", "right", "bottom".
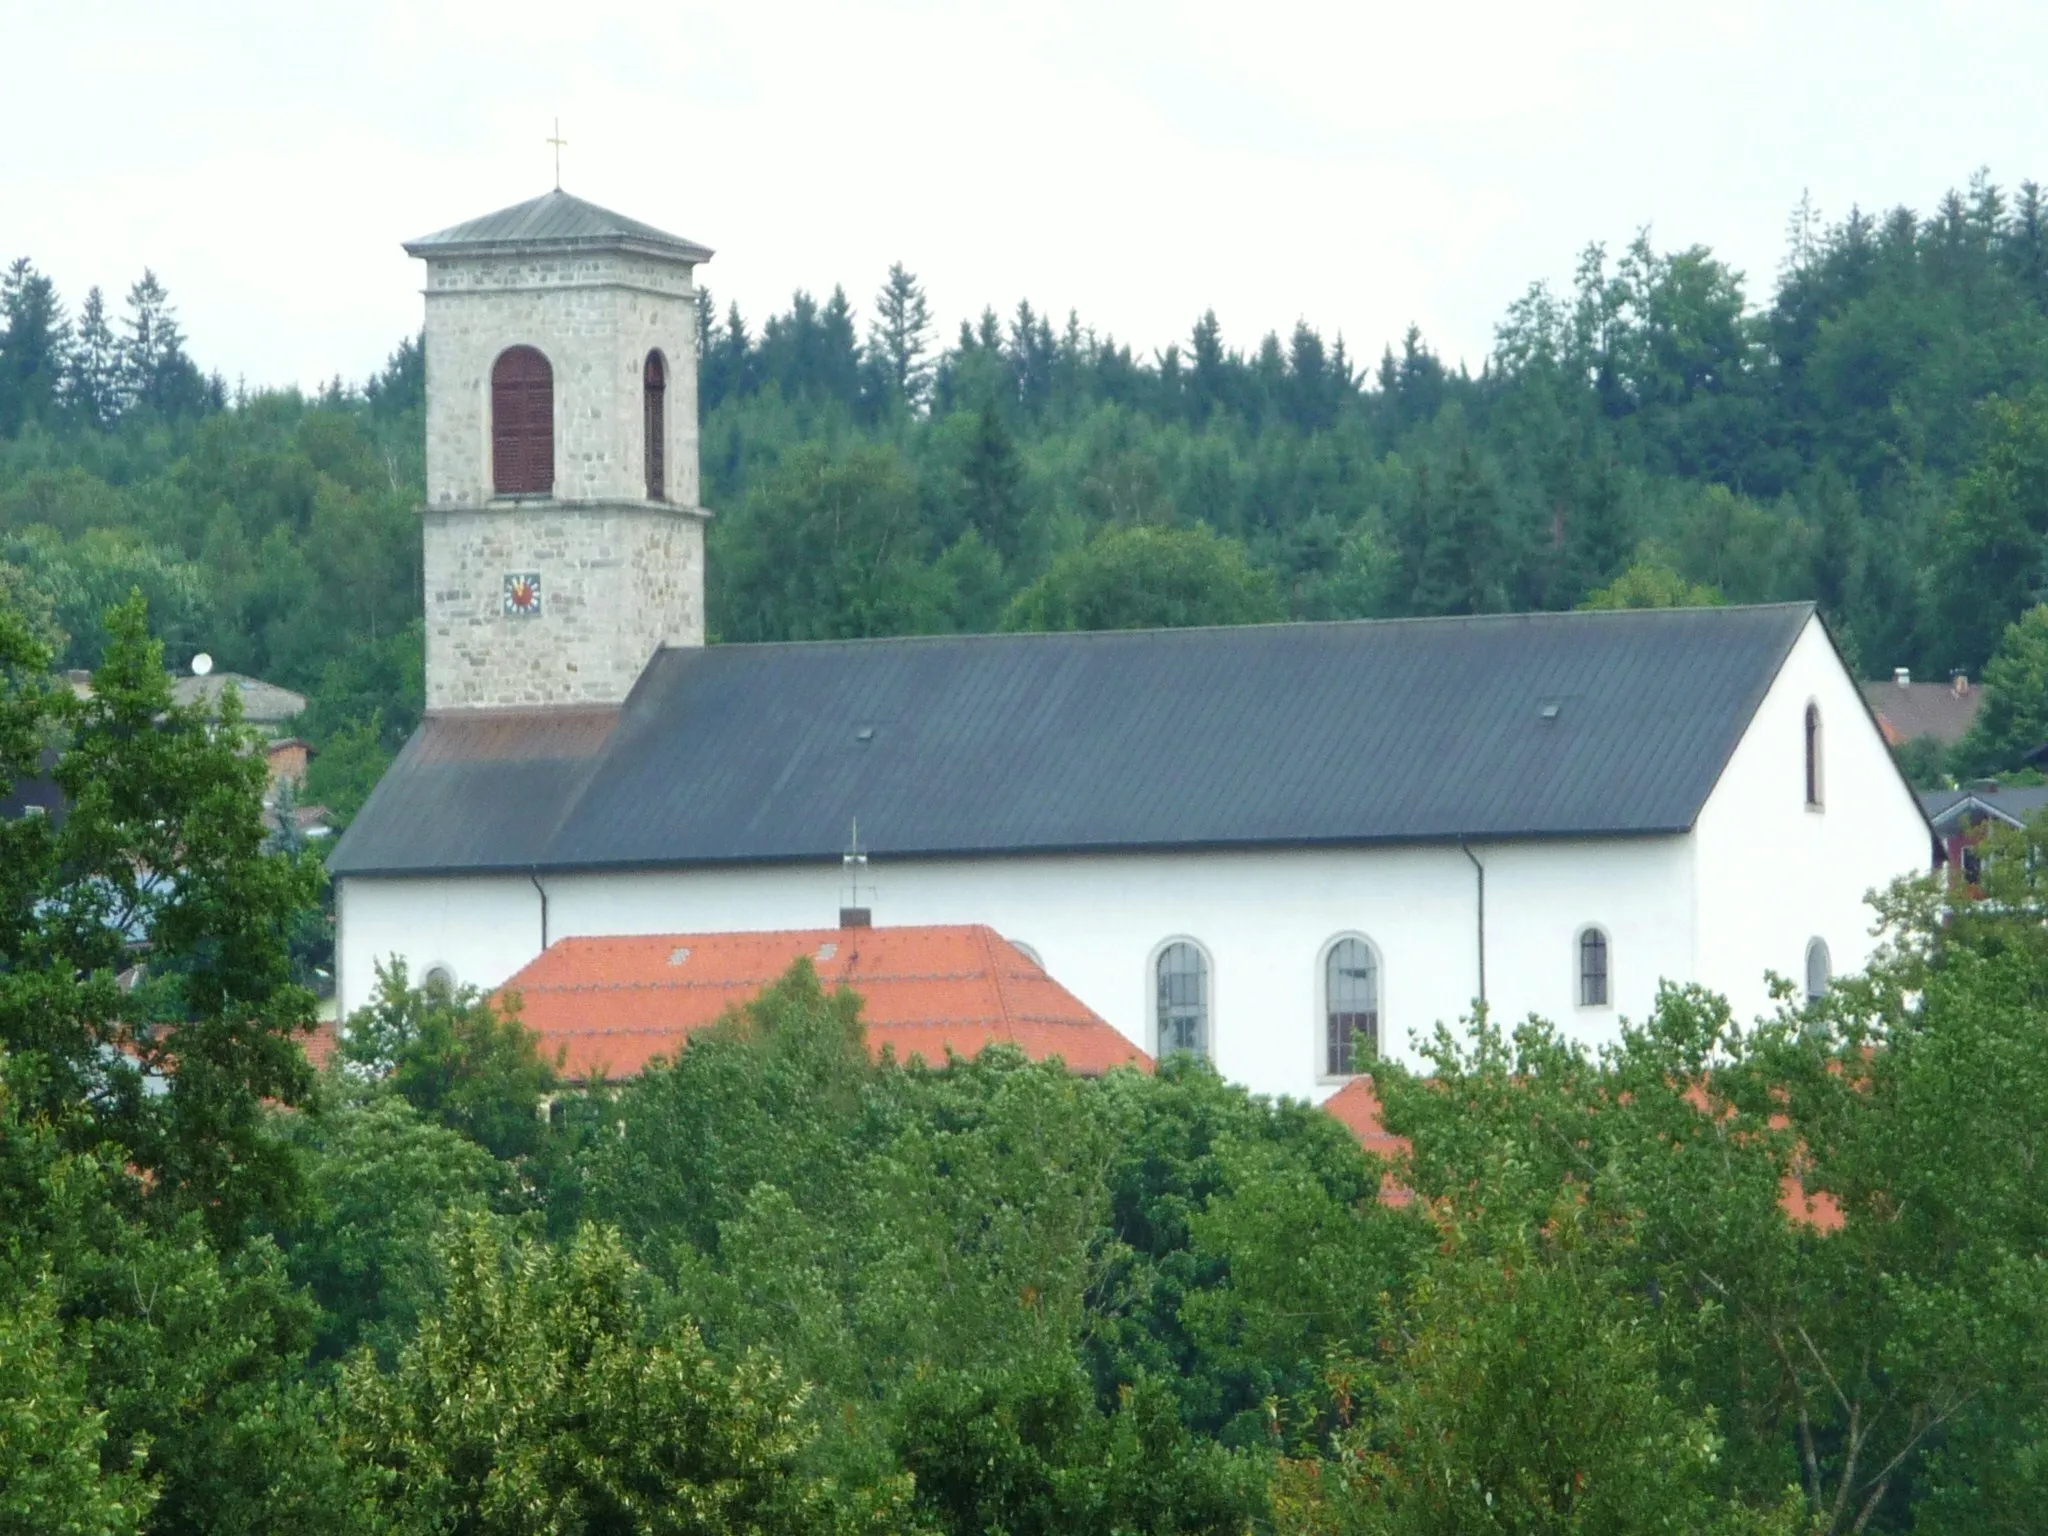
[
  {"left": 405, "top": 188, "right": 712, "bottom": 261},
  {"left": 658, "top": 601, "right": 1820, "bottom": 657},
  {"left": 977, "top": 926, "right": 1018, "bottom": 1039}
]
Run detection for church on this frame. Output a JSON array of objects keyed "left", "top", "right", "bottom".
[{"left": 327, "top": 188, "right": 1936, "bottom": 1105}]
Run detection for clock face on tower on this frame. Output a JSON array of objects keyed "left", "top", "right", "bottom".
[{"left": 503, "top": 572, "right": 543, "bottom": 617}]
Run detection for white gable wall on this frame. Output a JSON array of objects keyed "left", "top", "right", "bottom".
[
  {"left": 1691, "top": 614, "right": 1933, "bottom": 1023},
  {"left": 337, "top": 833, "right": 1696, "bottom": 1103}
]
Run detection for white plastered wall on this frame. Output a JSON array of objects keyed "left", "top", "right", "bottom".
[
  {"left": 337, "top": 834, "right": 1696, "bottom": 1103},
  {"left": 1690, "top": 614, "right": 1934, "bottom": 1024}
]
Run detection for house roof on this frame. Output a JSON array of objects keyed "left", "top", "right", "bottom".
[
  {"left": 301, "top": 1022, "right": 339, "bottom": 1071},
  {"left": 170, "top": 672, "right": 307, "bottom": 727},
  {"left": 1860, "top": 678, "right": 1981, "bottom": 746},
  {"left": 330, "top": 604, "right": 1820, "bottom": 879},
  {"left": 403, "top": 189, "right": 713, "bottom": 264},
  {"left": 1919, "top": 784, "right": 2048, "bottom": 832},
  {"left": 492, "top": 924, "right": 1149, "bottom": 1081}
]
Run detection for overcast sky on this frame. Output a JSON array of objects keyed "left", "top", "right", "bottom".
[{"left": 8, "top": 1, "right": 2045, "bottom": 391}]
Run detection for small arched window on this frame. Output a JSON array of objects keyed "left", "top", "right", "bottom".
[
  {"left": 1804, "top": 703, "right": 1824, "bottom": 809},
  {"left": 643, "top": 349, "right": 667, "bottom": 501},
  {"left": 1155, "top": 941, "right": 1209, "bottom": 1059},
  {"left": 1324, "top": 937, "right": 1379, "bottom": 1076},
  {"left": 492, "top": 346, "right": 554, "bottom": 496},
  {"left": 1578, "top": 927, "right": 1610, "bottom": 1007},
  {"left": 1805, "top": 938, "right": 1831, "bottom": 1002}
]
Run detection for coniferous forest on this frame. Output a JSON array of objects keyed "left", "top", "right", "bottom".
[{"left": 8, "top": 173, "right": 2048, "bottom": 1534}]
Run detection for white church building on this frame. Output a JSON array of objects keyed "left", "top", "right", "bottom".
[{"left": 328, "top": 188, "right": 1937, "bottom": 1104}]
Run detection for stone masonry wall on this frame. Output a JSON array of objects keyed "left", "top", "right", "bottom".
[
  {"left": 422, "top": 502, "right": 705, "bottom": 709},
  {"left": 421, "top": 249, "right": 699, "bottom": 509},
  {"left": 416, "top": 241, "right": 706, "bottom": 708}
]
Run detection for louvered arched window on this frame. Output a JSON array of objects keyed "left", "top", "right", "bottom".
[
  {"left": 644, "top": 350, "right": 667, "bottom": 501},
  {"left": 491, "top": 346, "right": 554, "bottom": 496}
]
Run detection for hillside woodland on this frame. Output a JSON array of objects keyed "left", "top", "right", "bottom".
[
  {"left": 8, "top": 174, "right": 2048, "bottom": 1533},
  {"left": 10, "top": 173, "right": 2048, "bottom": 815}
]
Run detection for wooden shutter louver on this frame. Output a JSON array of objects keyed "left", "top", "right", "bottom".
[
  {"left": 643, "top": 350, "right": 667, "bottom": 501},
  {"left": 492, "top": 346, "right": 554, "bottom": 496}
]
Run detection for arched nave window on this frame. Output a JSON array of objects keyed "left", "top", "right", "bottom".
[
  {"left": 1805, "top": 937, "right": 1831, "bottom": 1002},
  {"left": 1804, "top": 703, "right": 1824, "bottom": 809},
  {"left": 1154, "top": 940, "right": 1210, "bottom": 1059},
  {"left": 491, "top": 345, "right": 554, "bottom": 496},
  {"left": 1323, "top": 936, "right": 1379, "bottom": 1076},
  {"left": 1578, "top": 927, "right": 1610, "bottom": 1008}
]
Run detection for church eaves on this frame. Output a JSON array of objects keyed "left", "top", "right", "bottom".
[
  {"left": 328, "top": 603, "right": 1823, "bottom": 880},
  {"left": 403, "top": 189, "right": 714, "bottom": 263}
]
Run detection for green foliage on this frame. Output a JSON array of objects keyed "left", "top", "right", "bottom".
[
  {"left": 300, "top": 713, "right": 395, "bottom": 825},
  {"left": 1890, "top": 731, "right": 1952, "bottom": 789},
  {"left": 1955, "top": 602, "right": 2048, "bottom": 773},
  {"left": 896, "top": 1361, "right": 1261, "bottom": 1536},
  {"left": 0, "top": 593, "right": 322, "bottom": 1237},
  {"left": 710, "top": 441, "right": 952, "bottom": 641},
  {"left": 1003, "top": 522, "right": 1284, "bottom": 631},
  {"left": 1578, "top": 558, "right": 1725, "bottom": 610},
  {"left": 1929, "top": 392, "right": 2048, "bottom": 674},
  {"left": 341, "top": 961, "right": 561, "bottom": 1161},
  {"left": 338, "top": 1216, "right": 889, "bottom": 1536},
  {"left": 0, "top": 1273, "right": 153, "bottom": 1536},
  {"left": 278, "top": 1089, "right": 502, "bottom": 1364},
  {"left": 1276, "top": 1199, "right": 1798, "bottom": 1536}
]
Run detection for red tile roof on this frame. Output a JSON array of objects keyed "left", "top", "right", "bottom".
[
  {"left": 1322, "top": 1075, "right": 1410, "bottom": 1161},
  {"left": 495, "top": 925, "right": 1151, "bottom": 1082},
  {"left": 301, "top": 1022, "right": 340, "bottom": 1071},
  {"left": 1321, "top": 1076, "right": 1415, "bottom": 1207}
]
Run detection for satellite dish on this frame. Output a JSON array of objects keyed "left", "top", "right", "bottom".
[{"left": 190, "top": 653, "right": 214, "bottom": 677}]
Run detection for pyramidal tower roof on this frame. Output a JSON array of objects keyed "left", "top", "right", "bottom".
[{"left": 404, "top": 189, "right": 713, "bottom": 263}]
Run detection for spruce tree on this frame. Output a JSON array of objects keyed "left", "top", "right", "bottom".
[
  {"left": 866, "top": 262, "right": 933, "bottom": 412},
  {"left": 1555, "top": 446, "right": 1635, "bottom": 604},
  {"left": 1008, "top": 300, "right": 1054, "bottom": 418},
  {"left": 958, "top": 405, "right": 1025, "bottom": 562},
  {"left": 63, "top": 286, "right": 120, "bottom": 431},
  {"left": 116, "top": 270, "right": 207, "bottom": 419},
  {"left": 817, "top": 285, "right": 862, "bottom": 408},
  {"left": 1285, "top": 322, "right": 1334, "bottom": 432},
  {"left": 1188, "top": 310, "right": 1228, "bottom": 423},
  {"left": 0, "top": 257, "right": 70, "bottom": 435},
  {"left": 1409, "top": 444, "right": 1509, "bottom": 616}
]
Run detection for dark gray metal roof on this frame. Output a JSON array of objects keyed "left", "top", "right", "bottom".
[
  {"left": 404, "top": 190, "right": 713, "bottom": 263},
  {"left": 329, "top": 604, "right": 1820, "bottom": 878}
]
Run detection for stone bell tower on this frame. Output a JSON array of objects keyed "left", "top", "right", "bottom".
[{"left": 404, "top": 189, "right": 712, "bottom": 710}]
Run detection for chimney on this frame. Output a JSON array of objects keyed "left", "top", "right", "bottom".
[
  {"left": 1893, "top": 667, "right": 1912, "bottom": 687},
  {"left": 839, "top": 906, "right": 872, "bottom": 929},
  {"left": 1952, "top": 671, "right": 1970, "bottom": 697}
]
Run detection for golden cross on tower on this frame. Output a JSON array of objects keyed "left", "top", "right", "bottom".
[{"left": 546, "top": 118, "right": 567, "bottom": 190}]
